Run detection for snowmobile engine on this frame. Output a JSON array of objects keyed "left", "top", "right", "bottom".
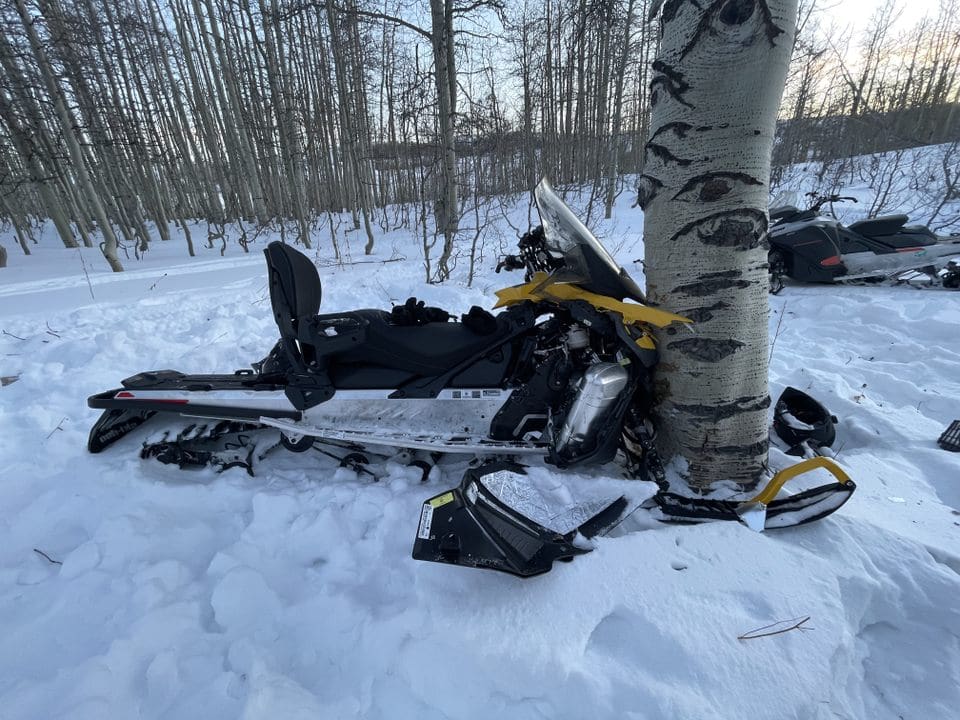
[
  {"left": 556, "top": 363, "right": 629, "bottom": 457},
  {"left": 564, "top": 324, "right": 590, "bottom": 350}
]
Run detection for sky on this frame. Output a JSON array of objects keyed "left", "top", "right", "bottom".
[{"left": 820, "top": 0, "right": 944, "bottom": 35}]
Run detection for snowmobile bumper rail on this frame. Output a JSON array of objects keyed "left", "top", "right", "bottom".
[
  {"left": 412, "top": 461, "right": 628, "bottom": 577},
  {"left": 653, "top": 456, "right": 856, "bottom": 531}
]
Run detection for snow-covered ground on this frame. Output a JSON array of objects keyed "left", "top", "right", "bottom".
[{"left": 1, "top": 184, "right": 959, "bottom": 719}]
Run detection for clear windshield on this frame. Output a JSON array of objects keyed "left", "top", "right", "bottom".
[{"left": 534, "top": 178, "right": 645, "bottom": 302}]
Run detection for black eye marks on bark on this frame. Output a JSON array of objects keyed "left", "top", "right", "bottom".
[
  {"left": 670, "top": 208, "right": 768, "bottom": 250},
  {"left": 650, "top": 60, "right": 693, "bottom": 109},
  {"left": 672, "top": 171, "right": 763, "bottom": 202},
  {"left": 652, "top": 0, "right": 785, "bottom": 60}
]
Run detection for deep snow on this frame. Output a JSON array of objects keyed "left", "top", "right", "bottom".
[{"left": 1, "top": 185, "right": 959, "bottom": 720}]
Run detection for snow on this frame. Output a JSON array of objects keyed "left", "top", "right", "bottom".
[{"left": 1, "top": 179, "right": 959, "bottom": 719}]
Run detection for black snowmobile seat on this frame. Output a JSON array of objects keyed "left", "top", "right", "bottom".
[
  {"left": 263, "top": 241, "right": 511, "bottom": 381},
  {"left": 848, "top": 214, "right": 908, "bottom": 238},
  {"left": 333, "top": 309, "right": 510, "bottom": 377}
]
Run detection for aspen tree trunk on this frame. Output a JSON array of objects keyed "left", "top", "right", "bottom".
[
  {"left": 0, "top": 194, "right": 32, "bottom": 255},
  {"left": 430, "top": 0, "right": 459, "bottom": 278},
  {"left": 201, "top": 0, "right": 268, "bottom": 222},
  {"left": 13, "top": 0, "right": 123, "bottom": 271},
  {"left": 605, "top": 0, "right": 638, "bottom": 218},
  {"left": 0, "top": 34, "right": 77, "bottom": 249},
  {"left": 641, "top": 0, "right": 797, "bottom": 488}
]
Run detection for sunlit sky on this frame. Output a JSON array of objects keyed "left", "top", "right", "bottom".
[{"left": 820, "top": 0, "right": 944, "bottom": 35}]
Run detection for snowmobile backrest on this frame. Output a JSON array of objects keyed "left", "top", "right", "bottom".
[{"left": 264, "top": 241, "right": 322, "bottom": 340}]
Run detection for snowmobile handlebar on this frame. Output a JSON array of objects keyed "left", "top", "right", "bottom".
[
  {"left": 803, "top": 193, "right": 858, "bottom": 212},
  {"left": 496, "top": 225, "right": 563, "bottom": 277}
]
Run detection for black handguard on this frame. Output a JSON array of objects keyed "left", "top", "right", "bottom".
[{"left": 495, "top": 254, "right": 525, "bottom": 273}]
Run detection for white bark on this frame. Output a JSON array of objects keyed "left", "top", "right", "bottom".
[
  {"left": 14, "top": 0, "right": 124, "bottom": 272},
  {"left": 642, "top": 0, "right": 797, "bottom": 488}
]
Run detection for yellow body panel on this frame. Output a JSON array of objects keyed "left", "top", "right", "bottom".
[{"left": 493, "top": 273, "right": 691, "bottom": 329}]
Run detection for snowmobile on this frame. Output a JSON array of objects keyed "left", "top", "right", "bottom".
[
  {"left": 87, "top": 179, "right": 856, "bottom": 577},
  {"left": 768, "top": 193, "right": 960, "bottom": 292}
]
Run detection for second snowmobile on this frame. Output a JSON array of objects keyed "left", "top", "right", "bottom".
[
  {"left": 87, "top": 179, "right": 856, "bottom": 577},
  {"left": 768, "top": 194, "right": 960, "bottom": 291}
]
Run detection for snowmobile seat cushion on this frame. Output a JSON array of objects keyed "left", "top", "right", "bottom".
[
  {"left": 902, "top": 224, "right": 936, "bottom": 240},
  {"left": 335, "top": 310, "right": 512, "bottom": 377},
  {"left": 848, "top": 215, "right": 908, "bottom": 238},
  {"left": 264, "top": 242, "right": 322, "bottom": 337},
  {"left": 866, "top": 230, "right": 937, "bottom": 249}
]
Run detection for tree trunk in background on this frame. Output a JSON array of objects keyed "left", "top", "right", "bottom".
[
  {"left": 641, "top": 0, "right": 797, "bottom": 488},
  {"left": 14, "top": 0, "right": 124, "bottom": 271},
  {"left": 604, "top": 0, "right": 638, "bottom": 218},
  {"left": 430, "top": 0, "right": 459, "bottom": 279},
  {"left": 0, "top": 33, "right": 78, "bottom": 250}
]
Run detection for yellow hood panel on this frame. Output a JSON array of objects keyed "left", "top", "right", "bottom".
[{"left": 494, "top": 273, "right": 691, "bottom": 329}]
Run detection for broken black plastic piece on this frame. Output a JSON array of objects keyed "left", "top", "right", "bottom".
[{"left": 412, "top": 460, "right": 625, "bottom": 578}]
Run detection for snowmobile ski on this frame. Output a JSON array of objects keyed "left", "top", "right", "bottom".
[{"left": 648, "top": 456, "right": 855, "bottom": 530}]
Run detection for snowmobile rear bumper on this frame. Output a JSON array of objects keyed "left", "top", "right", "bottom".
[{"left": 412, "top": 461, "right": 628, "bottom": 577}]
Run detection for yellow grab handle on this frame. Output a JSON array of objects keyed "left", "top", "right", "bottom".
[{"left": 750, "top": 456, "right": 852, "bottom": 506}]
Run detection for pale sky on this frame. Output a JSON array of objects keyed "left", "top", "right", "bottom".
[{"left": 819, "top": 0, "right": 944, "bottom": 35}]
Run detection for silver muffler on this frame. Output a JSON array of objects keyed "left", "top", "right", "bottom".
[{"left": 555, "top": 362, "right": 629, "bottom": 457}]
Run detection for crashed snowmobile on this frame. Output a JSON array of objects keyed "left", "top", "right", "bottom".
[
  {"left": 88, "top": 179, "right": 855, "bottom": 577},
  {"left": 768, "top": 193, "right": 960, "bottom": 292}
]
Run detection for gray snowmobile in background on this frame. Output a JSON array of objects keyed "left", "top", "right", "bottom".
[
  {"left": 768, "top": 193, "right": 960, "bottom": 292},
  {"left": 87, "top": 180, "right": 856, "bottom": 577}
]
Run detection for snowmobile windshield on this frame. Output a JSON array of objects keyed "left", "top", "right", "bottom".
[{"left": 534, "top": 178, "right": 646, "bottom": 302}]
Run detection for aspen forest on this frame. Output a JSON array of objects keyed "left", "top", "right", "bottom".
[{"left": 0, "top": 0, "right": 958, "bottom": 274}]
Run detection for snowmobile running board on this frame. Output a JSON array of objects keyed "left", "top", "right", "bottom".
[{"left": 259, "top": 416, "right": 550, "bottom": 455}]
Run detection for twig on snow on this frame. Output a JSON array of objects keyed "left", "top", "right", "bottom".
[
  {"left": 738, "top": 616, "right": 812, "bottom": 640},
  {"left": 77, "top": 247, "right": 95, "bottom": 301},
  {"left": 149, "top": 273, "right": 168, "bottom": 291},
  {"left": 769, "top": 300, "right": 788, "bottom": 363},
  {"left": 33, "top": 548, "right": 62, "bottom": 565},
  {"left": 318, "top": 256, "right": 405, "bottom": 267},
  {"left": 2, "top": 329, "right": 27, "bottom": 341},
  {"left": 45, "top": 416, "right": 67, "bottom": 439}
]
